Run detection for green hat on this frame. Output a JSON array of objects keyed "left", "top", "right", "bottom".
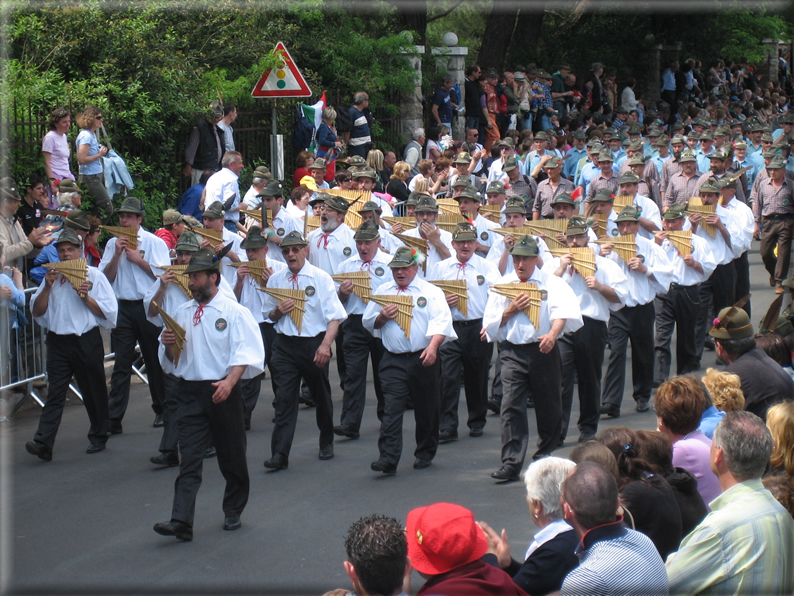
[
  {"left": 175, "top": 231, "right": 201, "bottom": 252},
  {"left": 486, "top": 180, "right": 506, "bottom": 194},
  {"left": 671, "top": 134, "right": 686, "bottom": 145},
  {"left": 586, "top": 138, "right": 601, "bottom": 148},
  {"left": 647, "top": 128, "right": 663, "bottom": 137},
  {"left": 203, "top": 201, "right": 225, "bottom": 220},
  {"left": 388, "top": 245, "right": 420, "bottom": 268},
  {"left": 573, "top": 130, "right": 587, "bottom": 140},
  {"left": 597, "top": 151, "right": 614, "bottom": 162},
  {"left": 452, "top": 221, "right": 478, "bottom": 241},
  {"left": 655, "top": 136, "right": 670, "bottom": 147},
  {"left": 415, "top": 195, "right": 439, "bottom": 213},
  {"left": 452, "top": 177, "right": 471, "bottom": 189},
  {"left": 761, "top": 133, "right": 775, "bottom": 143},
  {"left": 622, "top": 138, "right": 633, "bottom": 147},
  {"left": 309, "top": 158, "right": 327, "bottom": 170},
  {"left": 619, "top": 172, "right": 640, "bottom": 185},
  {"left": 64, "top": 209, "right": 90, "bottom": 231},
  {"left": 257, "top": 179, "right": 284, "bottom": 198},
  {"left": 360, "top": 200, "right": 382, "bottom": 214},
  {"left": 627, "top": 141, "right": 643, "bottom": 152},
  {"left": 700, "top": 131, "right": 715, "bottom": 141},
  {"left": 253, "top": 165, "right": 272, "bottom": 179},
  {"left": 772, "top": 316, "right": 794, "bottom": 337},
  {"left": 627, "top": 124, "right": 642, "bottom": 135},
  {"left": 453, "top": 152, "right": 472, "bottom": 165},
  {"left": 241, "top": 226, "right": 267, "bottom": 249},
  {"left": 699, "top": 178, "right": 721, "bottom": 194},
  {"left": 281, "top": 231, "right": 308, "bottom": 247},
  {"left": 0, "top": 177, "right": 20, "bottom": 202},
  {"left": 592, "top": 188, "right": 616, "bottom": 203},
  {"left": 616, "top": 205, "right": 640, "bottom": 222},
  {"left": 55, "top": 228, "right": 82, "bottom": 247},
  {"left": 708, "top": 150, "right": 728, "bottom": 161},
  {"left": 509, "top": 234, "right": 540, "bottom": 257},
  {"left": 353, "top": 167, "right": 378, "bottom": 180},
  {"left": 502, "top": 156, "right": 519, "bottom": 172},
  {"left": 719, "top": 175, "right": 738, "bottom": 190},
  {"left": 565, "top": 216, "right": 588, "bottom": 236},
  {"left": 503, "top": 197, "right": 527, "bottom": 214},
  {"left": 768, "top": 156, "right": 787, "bottom": 169},
  {"left": 764, "top": 149, "right": 780, "bottom": 160},
  {"left": 733, "top": 140, "right": 748, "bottom": 149},
  {"left": 544, "top": 156, "right": 563, "bottom": 169},
  {"left": 678, "top": 151, "right": 697, "bottom": 163},
  {"left": 185, "top": 247, "right": 221, "bottom": 274},
  {"left": 551, "top": 193, "right": 575, "bottom": 207},
  {"left": 183, "top": 215, "right": 202, "bottom": 230},
  {"left": 406, "top": 192, "right": 427, "bottom": 206},
  {"left": 781, "top": 112, "right": 794, "bottom": 124},
  {"left": 663, "top": 204, "right": 686, "bottom": 219},
  {"left": 354, "top": 220, "right": 380, "bottom": 241},
  {"left": 118, "top": 197, "right": 145, "bottom": 215},
  {"left": 310, "top": 191, "right": 331, "bottom": 206},
  {"left": 709, "top": 306, "right": 754, "bottom": 340},
  {"left": 163, "top": 209, "right": 183, "bottom": 226},
  {"left": 348, "top": 155, "right": 366, "bottom": 167},
  {"left": 534, "top": 131, "right": 548, "bottom": 141},
  {"left": 57, "top": 179, "right": 82, "bottom": 194},
  {"left": 628, "top": 155, "right": 646, "bottom": 167},
  {"left": 605, "top": 127, "right": 618, "bottom": 137},
  {"left": 454, "top": 189, "right": 480, "bottom": 203},
  {"left": 324, "top": 195, "right": 350, "bottom": 213}
]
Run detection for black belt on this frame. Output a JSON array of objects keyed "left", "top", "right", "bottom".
[
  {"left": 387, "top": 349, "right": 424, "bottom": 358},
  {"left": 670, "top": 282, "right": 700, "bottom": 290},
  {"left": 118, "top": 299, "right": 144, "bottom": 304},
  {"left": 453, "top": 318, "right": 483, "bottom": 327},
  {"left": 763, "top": 214, "right": 794, "bottom": 220}
]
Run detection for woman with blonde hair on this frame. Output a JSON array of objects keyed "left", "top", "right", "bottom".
[
  {"left": 366, "top": 149, "right": 386, "bottom": 191},
  {"left": 701, "top": 367, "right": 745, "bottom": 412},
  {"left": 75, "top": 105, "right": 112, "bottom": 222},
  {"left": 385, "top": 161, "right": 410, "bottom": 205},
  {"left": 766, "top": 401, "right": 794, "bottom": 477}
]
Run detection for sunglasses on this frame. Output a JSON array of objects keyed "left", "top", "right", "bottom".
[
  {"left": 281, "top": 246, "right": 304, "bottom": 254},
  {"left": 95, "top": 116, "right": 104, "bottom": 120}
]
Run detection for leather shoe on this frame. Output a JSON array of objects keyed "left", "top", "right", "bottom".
[
  {"left": 86, "top": 443, "right": 106, "bottom": 454},
  {"left": 153, "top": 414, "right": 164, "bottom": 428},
  {"left": 600, "top": 404, "right": 621, "bottom": 418},
  {"left": 370, "top": 460, "right": 397, "bottom": 475},
  {"left": 333, "top": 425, "right": 360, "bottom": 439},
  {"left": 438, "top": 429, "right": 458, "bottom": 443},
  {"left": 264, "top": 454, "right": 288, "bottom": 470},
  {"left": 299, "top": 388, "right": 315, "bottom": 407},
  {"left": 319, "top": 445, "right": 334, "bottom": 460},
  {"left": 491, "top": 465, "right": 520, "bottom": 482},
  {"left": 244, "top": 421, "right": 251, "bottom": 431},
  {"left": 413, "top": 458, "right": 432, "bottom": 469},
  {"left": 487, "top": 398, "right": 501, "bottom": 414},
  {"left": 636, "top": 400, "right": 650, "bottom": 413},
  {"left": 223, "top": 515, "right": 241, "bottom": 531},
  {"left": 578, "top": 432, "right": 596, "bottom": 443},
  {"left": 153, "top": 520, "right": 193, "bottom": 541},
  {"left": 25, "top": 441, "right": 52, "bottom": 462},
  {"left": 108, "top": 420, "right": 123, "bottom": 435},
  {"left": 204, "top": 446, "right": 216, "bottom": 458},
  {"left": 469, "top": 428, "right": 483, "bottom": 438},
  {"left": 150, "top": 452, "right": 179, "bottom": 467}
]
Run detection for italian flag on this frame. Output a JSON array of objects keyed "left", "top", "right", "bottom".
[{"left": 300, "top": 90, "right": 327, "bottom": 156}]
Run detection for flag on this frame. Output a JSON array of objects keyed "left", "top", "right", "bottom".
[
  {"left": 571, "top": 186, "right": 583, "bottom": 204},
  {"left": 300, "top": 90, "right": 327, "bottom": 155}
]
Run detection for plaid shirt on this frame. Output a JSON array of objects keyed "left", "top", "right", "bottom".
[
  {"left": 664, "top": 170, "right": 703, "bottom": 208},
  {"left": 535, "top": 81, "right": 553, "bottom": 110},
  {"left": 506, "top": 174, "right": 538, "bottom": 202},
  {"left": 661, "top": 157, "right": 682, "bottom": 194},
  {"left": 533, "top": 177, "right": 575, "bottom": 217},
  {"left": 585, "top": 172, "right": 619, "bottom": 202},
  {"left": 751, "top": 176, "right": 794, "bottom": 220}
]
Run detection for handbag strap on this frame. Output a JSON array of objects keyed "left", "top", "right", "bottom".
[{"left": 98, "top": 123, "right": 114, "bottom": 152}]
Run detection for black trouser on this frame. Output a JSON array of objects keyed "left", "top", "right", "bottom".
[
  {"left": 108, "top": 299, "right": 166, "bottom": 425},
  {"left": 695, "top": 262, "right": 736, "bottom": 362},
  {"left": 239, "top": 322, "right": 268, "bottom": 427},
  {"left": 654, "top": 284, "right": 701, "bottom": 384},
  {"left": 34, "top": 328, "right": 108, "bottom": 450},
  {"left": 490, "top": 346, "right": 503, "bottom": 404},
  {"left": 499, "top": 341, "right": 562, "bottom": 469},
  {"left": 559, "top": 317, "right": 608, "bottom": 439},
  {"left": 270, "top": 333, "right": 333, "bottom": 459},
  {"left": 377, "top": 350, "right": 440, "bottom": 467},
  {"left": 335, "top": 327, "right": 346, "bottom": 392},
  {"left": 171, "top": 379, "right": 248, "bottom": 527},
  {"left": 262, "top": 322, "right": 277, "bottom": 394},
  {"left": 339, "top": 315, "right": 385, "bottom": 432},
  {"left": 602, "top": 302, "right": 655, "bottom": 408},
  {"left": 158, "top": 372, "right": 180, "bottom": 456},
  {"left": 734, "top": 251, "right": 751, "bottom": 318},
  {"left": 439, "top": 319, "right": 493, "bottom": 434}
]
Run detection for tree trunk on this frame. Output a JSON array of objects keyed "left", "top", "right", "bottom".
[
  {"left": 477, "top": 4, "right": 519, "bottom": 71},
  {"left": 511, "top": 4, "right": 545, "bottom": 59}
]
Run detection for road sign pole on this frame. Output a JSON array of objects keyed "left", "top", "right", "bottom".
[{"left": 271, "top": 101, "right": 284, "bottom": 181}]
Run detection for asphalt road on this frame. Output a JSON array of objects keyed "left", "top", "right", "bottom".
[{"left": 2, "top": 241, "right": 780, "bottom": 596}]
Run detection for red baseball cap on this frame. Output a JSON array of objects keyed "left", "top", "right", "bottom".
[{"left": 406, "top": 503, "right": 488, "bottom": 575}]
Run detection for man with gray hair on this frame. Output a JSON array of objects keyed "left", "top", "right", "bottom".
[
  {"left": 432, "top": 74, "right": 456, "bottom": 129},
  {"left": 666, "top": 411, "right": 794, "bottom": 595},
  {"left": 203, "top": 150, "right": 244, "bottom": 233},
  {"left": 404, "top": 128, "right": 425, "bottom": 177},
  {"left": 344, "top": 91, "right": 373, "bottom": 158}
]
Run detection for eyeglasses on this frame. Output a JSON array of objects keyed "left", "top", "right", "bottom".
[
  {"left": 95, "top": 116, "right": 104, "bottom": 120},
  {"left": 281, "top": 247, "right": 304, "bottom": 254}
]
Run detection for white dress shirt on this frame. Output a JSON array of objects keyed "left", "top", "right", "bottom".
[
  {"left": 525, "top": 519, "right": 574, "bottom": 560},
  {"left": 693, "top": 203, "right": 741, "bottom": 266},
  {"left": 32, "top": 266, "right": 118, "bottom": 335},
  {"left": 334, "top": 250, "right": 393, "bottom": 315},
  {"left": 482, "top": 268, "right": 583, "bottom": 344},
  {"left": 285, "top": 202, "right": 306, "bottom": 219},
  {"left": 630, "top": 194, "right": 663, "bottom": 240},
  {"left": 721, "top": 198, "right": 754, "bottom": 259},
  {"left": 242, "top": 185, "right": 261, "bottom": 210},
  {"left": 428, "top": 254, "right": 501, "bottom": 321},
  {"left": 362, "top": 276, "right": 456, "bottom": 353},
  {"left": 401, "top": 225, "right": 454, "bottom": 279},
  {"left": 472, "top": 213, "right": 500, "bottom": 249},
  {"left": 233, "top": 259, "right": 287, "bottom": 323},
  {"left": 544, "top": 254, "right": 628, "bottom": 321},
  {"left": 220, "top": 228, "right": 247, "bottom": 284},
  {"left": 99, "top": 229, "right": 171, "bottom": 300},
  {"left": 267, "top": 208, "right": 301, "bottom": 264},
  {"left": 602, "top": 234, "right": 673, "bottom": 306},
  {"left": 143, "top": 273, "right": 235, "bottom": 328},
  {"left": 157, "top": 291, "right": 264, "bottom": 381},
  {"left": 307, "top": 223, "right": 356, "bottom": 274},
  {"left": 661, "top": 233, "right": 717, "bottom": 285},
  {"left": 261, "top": 261, "right": 347, "bottom": 337},
  {"left": 204, "top": 168, "right": 241, "bottom": 222}
]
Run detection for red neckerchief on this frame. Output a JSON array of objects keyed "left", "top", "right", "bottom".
[
  {"left": 360, "top": 260, "right": 372, "bottom": 270},
  {"left": 193, "top": 304, "right": 205, "bottom": 326},
  {"left": 317, "top": 233, "right": 331, "bottom": 249},
  {"left": 455, "top": 262, "right": 467, "bottom": 279},
  {"left": 288, "top": 273, "right": 300, "bottom": 289},
  {"left": 396, "top": 286, "right": 409, "bottom": 293}
]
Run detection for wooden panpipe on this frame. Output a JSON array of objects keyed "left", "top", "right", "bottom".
[
  {"left": 686, "top": 197, "right": 716, "bottom": 238},
  {"left": 479, "top": 204, "right": 503, "bottom": 223},
  {"left": 244, "top": 209, "right": 273, "bottom": 225},
  {"left": 594, "top": 233, "right": 637, "bottom": 263},
  {"left": 331, "top": 271, "right": 372, "bottom": 303},
  {"left": 369, "top": 293, "right": 413, "bottom": 338},
  {"left": 665, "top": 230, "right": 693, "bottom": 257},
  {"left": 612, "top": 194, "right": 635, "bottom": 214},
  {"left": 304, "top": 215, "right": 322, "bottom": 235},
  {"left": 435, "top": 213, "right": 466, "bottom": 232},
  {"left": 391, "top": 233, "right": 428, "bottom": 272},
  {"left": 100, "top": 226, "right": 138, "bottom": 250},
  {"left": 436, "top": 198, "right": 461, "bottom": 215},
  {"left": 548, "top": 247, "right": 598, "bottom": 277},
  {"left": 193, "top": 227, "right": 224, "bottom": 245},
  {"left": 382, "top": 216, "right": 417, "bottom": 230},
  {"left": 428, "top": 279, "right": 468, "bottom": 317},
  {"left": 345, "top": 208, "right": 364, "bottom": 230},
  {"left": 43, "top": 258, "right": 87, "bottom": 297},
  {"left": 158, "top": 264, "right": 191, "bottom": 296},
  {"left": 525, "top": 218, "right": 569, "bottom": 235},
  {"left": 589, "top": 213, "right": 608, "bottom": 238},
  {"left": 489, "top": 282, "right": 542, "bottom": 328},
  {"left": 327, "top": 188, "right": 371, "bottom": 205},
  {"left": 494, "top": 225, "right": 566, "bottom": 249},
  {"left": 228, "top": 259, "right": 268, "bottom": 285},
  {"left": 259, "top": 287, "right": 306, "bottom": 332},
  {"left": 152, "top": 301, "right": 186, "bottom": 366}
]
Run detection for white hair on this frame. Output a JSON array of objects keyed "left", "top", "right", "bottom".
[
  {"left": 412, "top": 128, "right": 425, "bottom": 141},
  {"left": 523, "top": 457, "right": 576, "bottom": 520},
  {"left": 57, "top": 191, "right": 80, "bottom": 208}
]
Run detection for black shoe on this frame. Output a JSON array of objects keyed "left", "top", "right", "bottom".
[
  {"left": 25, "top": 441, "right": 52, "bottom": 462},
  {"left": 405, "top": 401, "right": 415, "bottom": 410},
  {"left": 600, "top": 404, "right": 621, "bottom": 418},
  {"left": 371, "top": 459, "right": 397, "bottom": 475},
  {"left": 469, "top": 428, "right": 483, "bottom": 438},
  {"left": 487, "top": 398, "right": 501, "bottom": 414},
  {"left": 557, "top": 437, "right": 566, "bottom": 448},
  {"left": 204, "top": 446, "right": 216, "bottom": 458},
  {"left": 153, "top": 414, "right": 164, "bottom": 428},
  {"left": 704, "top": 336, "right": 715, "bottom": 351},
  {"left": 153, "top": 520, "right": 193, "bottom": 541},
  {"left": 578, "top": 432, "right": 596, "bottom": 443},
  {"left": 652, "top": 380, "right": 661, "bottom": 389},
  {"left": 636, "top": 401, "right": 650, "bottom": 413},
  {"left": 333, "top": 425, "right": 360, "bottom": 439},
  {"left": 413, "top": 458, "right": 432, "bottom": 469},
  {"left": 527, "top": 398, "right": 535, "bottom": 409},
  {"left": 264, "top": 454, "right": 288, "bottom": 470},
  {"left": 223, "top": 515, "right": 241, "bottom": 531},
  {"left": 86, "top": 443, "right": 106, "bottom": 454},
  {"left": 108, "top": 420, "right": 123, "bottom": 435},
  {"left": 244, "top": 421, "right": 251, "bottom": 431},
  {"left": 491, "top": 466, "right": 520, "bottom": 482},
  {"left": 298, "top": 389, "right": 315, "bottom": 407},
  {"left": 438, "top": 429, "right": 458, "bottom": 444},
  {"left": 319, "top": 445, "right": 334, "bottom": 460},
  {"left": 150, "top": 452, "right": 179, "bottom": 467}
]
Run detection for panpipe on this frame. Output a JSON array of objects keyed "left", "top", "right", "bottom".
[
  {"left": 100, "top": 226, "right": 138, "bottom": 250},
  {"left": 435, "top": 213, "right": 466, "bottom": 232},
  {"left": 331, "top": 271, "right": 372, "bottom": 303},
  {"left": 436, "top": 198, "right": 461, "bottom": 215},
  {"left": 548, "top": 247, "right": 598, "bottom": 277},
  {"left": 666, "top": 230, "right": 693, "bottom": 257},
  {"left": 428, "top": 279, "right": 468, "bottom": 317},
  {"left": 369, "top": 293, "right": 414, "bottom": 338},
  {"left": 382, "top": 216, "right": 417, "bottom": 230},
  {"left": 495, "top": 225, "right": 566, "bottom": 249},
  {"left": 489, "top": 282, "right": 542, "bottom": 328},
  {"left": 158, "top": 264, "right": 191, "bottom": 296},
  {"left": 589, "top": 213, "right": 608, "bottom": 238},
  {"left": 686, "top": 197, "right": 716, "bottom": 238},
  {"left": 480, "top": 204, "right": 503, "bottom": 223},
  {"left": 43, "top": 258, "right": 87, "bottom": 297},
  {"left": 244, "top": 209, "right": 273, "bottom": 225},
  {"left": 193, "top": 227, "right": 224, "bottom": 245},
  {"left": 228, "top": 259, "right": 268, "bottom": 285},
  {"left": 392, "top": 232, "right": 428, "bottom": 272},
  {"left": 259, "top": 287, "right": 306, "bottom": 333},
  {"left": 594, "top": 233, "right": 637, "bottom": 263},
  {"left": 493, "top": 226, "right": 537, "bottom": 238},
  {"left": 344, "top": 208, "right": 363, "bottom": 230},
  {"left": 152, "top": 300, "right": 187, "bottom": 366},
  {"left": 612, "top": 194, "right": 635, "bottom": 214},
  {"left": 327, "top": 188, "right": 371, "bottom": 205},
  {"left": 524, "top": 218, "right": 569, "bottom": 235},
  {"left": 304, "top": 215, "right": 322, "bottom": 235}
]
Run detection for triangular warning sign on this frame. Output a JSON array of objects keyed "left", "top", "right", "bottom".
[{"left": 251, "top": 42, "right": 312, "bottom": 98}]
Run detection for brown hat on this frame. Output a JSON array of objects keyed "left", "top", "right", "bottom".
[
  {"left": 57, "top": 179, "right": 82, "bottom": 194},
  {"left": 163, "top": 209, "right": 183, "bottom": 226},
  {"left": 64, "top": 209, "right": 90, "bottom": 231}
]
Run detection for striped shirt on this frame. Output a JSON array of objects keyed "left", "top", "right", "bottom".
[
  {"left": 664, "top": 171, "right": 703, "bottom": 208},
  {"left": 560, "top": 521, "right": 668, "bottom": 596},
  {"left": 533, "top": 177, "right": 575, "bottom": 217},
  {"left": 666, "top": 479, "right": 794, "bottom": 596},
  {"left": 506, "top": 174, "right": 538, "bottom": 203},
  {"left": 585, "top": 172, "right": 619, "bottom": 203},
  {"left": 694, "top": 171, "right": 746, "bottom": 204},
  {"left": 661, "top": 157, "right": 682, "bottom": 194},
  {"left": 750, "top": 176, "right": 794, "bottom": 220}
]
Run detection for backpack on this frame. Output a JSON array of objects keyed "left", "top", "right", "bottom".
[
  {"left": 335, "top": 104, "right": 353, "bottom": 134},
  {"left": 292, "top": 104, "right": 316, "bottom": 151}
]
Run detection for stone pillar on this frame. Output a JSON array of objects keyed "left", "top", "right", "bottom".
[
  {"left": 400, "top": 41, "right": 425, "bottom": 147},
  {"left": 431, "top": 32, "right": 468, "bottom": 141},
  {"left": 644, "top": 44, "right": 663, "bottom": 102},
  {"left": 760, "top": 39, "right": 780, "bottom": 84}
]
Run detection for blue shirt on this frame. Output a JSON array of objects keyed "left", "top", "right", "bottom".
[
  {"left": 662, "top": 69, "right": 676, "bottom": 92},
  {"left": 177, "top": 183, "right": 205, "bottom": 221},
  {"left": 76, "top": 129, "right": 103, "bottom": 176},
  {"left": 0, "top": 272, "right": 26, "bottom": 329},
  {"left": 698, "top": 405, "right": 725, "bottom": 439},
  {"left": 563, "top": 147, "right": 588, "bottom": 180},
  {"left": 433, "top": 86, "right": 454, "bottom": 124}
]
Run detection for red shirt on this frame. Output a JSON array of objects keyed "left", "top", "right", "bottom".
[{"left": 155, "top": 228, "right": 177, "bottom": 250}]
